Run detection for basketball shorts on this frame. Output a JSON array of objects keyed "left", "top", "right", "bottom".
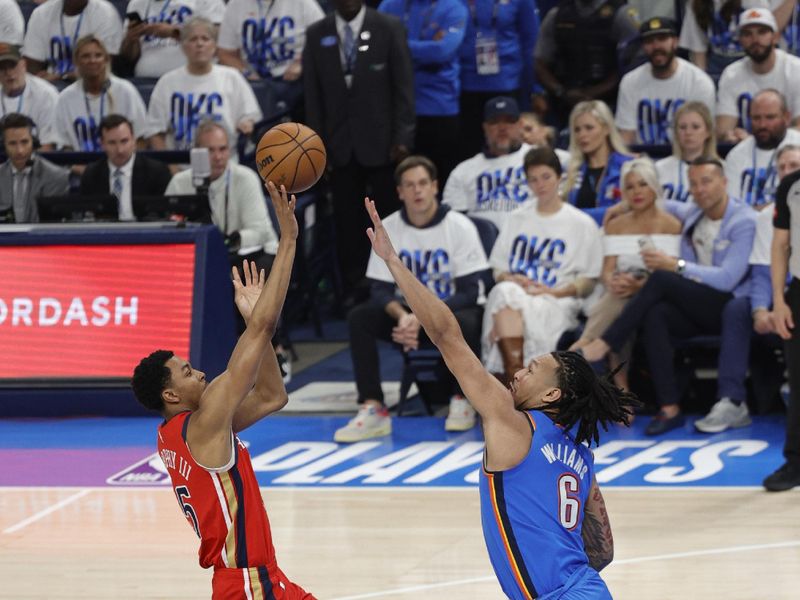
[{"left": 212, "top": 565, "right": 316, "bottom": 600}]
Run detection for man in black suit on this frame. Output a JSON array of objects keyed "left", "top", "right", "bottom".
[
  {"left": 80, "top": 114, "right": 172, "bottom": 221},
  {"left": 303, "top": 0, "right": 415, "bottom": 302}
]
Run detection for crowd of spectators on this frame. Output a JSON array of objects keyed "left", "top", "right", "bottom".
[{"left": 3, "top": 0, "right": 800, "bottom": 491}]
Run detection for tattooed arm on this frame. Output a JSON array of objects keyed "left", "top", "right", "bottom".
[{"left": 582, "top": 476, "right": 614, "bottom": 571}]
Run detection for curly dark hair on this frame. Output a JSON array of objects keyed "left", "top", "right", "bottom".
[
  {"left": 131, "top": 350, "right": 174, "bottom": 412},
  {"left": 547, "top": 351, "right": 641, "bottom": 446}
]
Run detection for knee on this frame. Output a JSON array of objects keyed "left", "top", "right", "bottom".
[
  {"left": 641, "top": 303, "right": 670, "bottom": 333},
  {"left": 645, "top": 269, "right": 679, "bottom": 292},
  {"left": 348, "top": 302, "right": 377, "bottom": 332},
  {"left": 721, "top": 296, "right": 751, "bottom": 324}
]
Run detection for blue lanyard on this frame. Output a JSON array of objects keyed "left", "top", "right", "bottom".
[
  {"left": 59, "top": 4, "right": 85, "bottom": 51},
  {"left": 257, "top": 0, "right": 276, "bottom": 21},
  {"left": 468, "top": 0, "right": 500, "bottom": 30},
  {"left": 677, "top": 159, "right": 685, "bottom": 194},
  {"left": 83, "top": 85, "right": 107, "bottom": 126},
  {"left": 752, "top": 142, "right": 778, "bottom": 204}
]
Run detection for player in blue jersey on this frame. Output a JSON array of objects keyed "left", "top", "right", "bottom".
[{"left": 362, "top": 197, "right": 639, "bottom": 599}]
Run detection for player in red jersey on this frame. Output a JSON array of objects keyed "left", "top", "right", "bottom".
[{"left": 132, "top": 182, "right": 315, "bottom": 600}]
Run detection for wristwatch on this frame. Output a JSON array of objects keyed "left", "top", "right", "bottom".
[{"left": 676, "top": 259, "right": 686, "bottom": 275}]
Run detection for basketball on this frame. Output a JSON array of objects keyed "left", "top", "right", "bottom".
[{"left": 255, "top": 122, "right": 327, "bottom": 193}]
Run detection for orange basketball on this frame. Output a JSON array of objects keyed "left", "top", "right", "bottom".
[{"left": 254, "top": 122, "right": 327, "bottom": 193}]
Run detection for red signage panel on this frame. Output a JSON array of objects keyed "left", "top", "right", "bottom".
[{"left": 0, "top": 244, "right": 195, "bottom": 378}]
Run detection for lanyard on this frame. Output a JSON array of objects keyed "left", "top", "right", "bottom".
[
  {"left": 83, "top": 85, "right": 107, "bottom": 127},
  {"left": 752, "top": 142, "right": 778, "bottom": 204},
  {"left": 60, "top": 2, "right": 85, "bottom": 50},
  {"left": 403, "top": 0, "right": 438, "bottom": 36},
  {"left": 145, "top": 0, "right": 174, "bottom": 20},
  {"left": 677, "top": 159, "right": 685, "bottom": 195},
  {"left": 0, "top": 90, "right": 23, "bottom": 116},
  {"left": 257, "top": 0, "right": 276, "bottom": 22},
  {"left": 468, "top": 0, "right": 500, "bottom": 30}
]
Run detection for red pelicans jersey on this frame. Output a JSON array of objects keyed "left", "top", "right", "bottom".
[{"left": 157, "top": 411, "right": 276, "bottom": 571}]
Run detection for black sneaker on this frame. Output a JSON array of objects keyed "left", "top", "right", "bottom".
[
  {"left": 763, "top": 462, "right": 800, "bottom": 492},
  {"left": 276, "top": 350, "right": 291, "bottom": 385}
]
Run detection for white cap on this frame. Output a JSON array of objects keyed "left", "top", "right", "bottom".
[{"left": 739, "top": 7, "right": 777, "bottom": 32}]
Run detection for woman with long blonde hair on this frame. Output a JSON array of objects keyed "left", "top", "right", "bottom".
[
  {"left": 54, "top": 35, "right": 149, "bottom": 151},
  {"left": 565, "top": 100, "right": 634, "bottom": 222},
  {"left": 656, "top": 101, "right": 719, "bottom": 203}
]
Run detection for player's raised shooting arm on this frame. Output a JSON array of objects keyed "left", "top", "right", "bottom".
[
  {"left": 189, "top": 184, "right": 297, "bottom": 465},
  {"left": 582, "top": 476, "right": 614, "bottom": 572},
  {"left": 363, "top": 199, "right": 524, "bottom": 428}
]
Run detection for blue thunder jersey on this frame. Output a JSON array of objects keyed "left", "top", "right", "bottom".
[{"left": 480, "top": 411, "right": 611, "bottom": 600}]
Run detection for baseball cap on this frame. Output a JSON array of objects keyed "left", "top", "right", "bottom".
[
  {"left": 0, "top": 44, "right": 21, "bottom": 64},
  {"left": 738, "top": 7, "right": 777, "bottom": 32},
  {"left": 639, "top": 17, "right": 678, "bottom": 39},
  {"left": 484, "top": 97, "right": 520, "bottom": 122}
]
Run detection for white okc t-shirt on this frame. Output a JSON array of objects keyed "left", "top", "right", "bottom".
[
  {"left": 218, "top": 0, "right": 324, "bottom": 78},
  {"left": 55, "top": 75, "right": 150, "bottom": 150},
  {"left": 717, "top": 49, "right": 800, "bottom": 131},
  {"left": 488, "top": 202, "right": 602, "bottom": 288},
  {"left": 656, "top": 155, "right": 696, "bottom": 204},
  {"left": 147, "top": 64, "right": 262, "bottom": 149},
  {"left": 615, "top": 58, "right": 716, "bottom": 145},
  {"left": 724, "top": 128, "right": 800, "bottom": 207},
  {"left": 443, "top": 144, "right": 534, "bottom": 231},
  {"left": 23, "top": 0, "right": 123, "bottom": 77},
  {"left": 0, "top": 0, "right": 24, "bottom": 45},
  {"left": 1, "top": 74, "right": 60, "bottom": 147},
  {"left": 366, "top": 209, "right": 489, "bottom": 302},
  {"left": 125, "top": 0, "right": 226, "bottom": 78}
]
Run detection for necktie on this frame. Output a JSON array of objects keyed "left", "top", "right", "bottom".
[
  {"left": 343, "top": 24, "right": 356, "bottom": 73},
  {"left": 112, "top": 168, "right": 123, "bottom": 217},
  {"left": 112, "top": 168, "right": 123, "bottom": 198}
]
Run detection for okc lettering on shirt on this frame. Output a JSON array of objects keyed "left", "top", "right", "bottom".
[
  {"left": 72, "top": 115, "right": 101, "bottom": 151},
  {"left": 637, "top": 98, "right": 685, "bottom": 145},
  {"left": 508, "top": 235, "right": 566, "bottom": 287},
  {"left": 170, "top": 92, "right": 223, "bottom": 147},
  {"left": 475, "top": 165, "right": 529, "bottom": 210},
  {"left": 662, "top": 182, "right": 692, "bottom": 203},
  {"left": 242, "top": 16, "right": 296, "bottom": 77},
  {"left": 737, "top": 92, "right": 753, "bottom": 132},
  {"left": 49, "top": 36, "right": 75, "bottom": 76},
  {"left": 740, "top": 166, "right": 778, "bottom": 206},
  {"left": 398, "top": 248, "right": 452, "bottom": 299}
]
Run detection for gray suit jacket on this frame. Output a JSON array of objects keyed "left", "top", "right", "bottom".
[
  {"left": 0, "top": 155, "right": 70, "bottom": 223},
  {"left": 303, "top": 8, "right": 415, "bottom": 168}
]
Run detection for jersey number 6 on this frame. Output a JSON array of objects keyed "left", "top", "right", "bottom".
[
  {"left": 557, "top": 474, "right": 580, "bottom": 531},
  {"left": 175, "top": 485, "right": 201, "bottom": 538}
]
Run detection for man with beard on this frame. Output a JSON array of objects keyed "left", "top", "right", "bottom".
[
  {"left": 615, "top": 17, "right": 715, "bottom": 146},
  {"left": 717, "top": 8, "right": 800, "bottom": 143},
  {"left": 724, "top": 89, "right": 800, "bottom": 208}
]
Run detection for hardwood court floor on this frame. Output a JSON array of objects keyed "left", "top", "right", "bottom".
[{"left": 1, "top": 487, "right": 798, "bottom": 599}]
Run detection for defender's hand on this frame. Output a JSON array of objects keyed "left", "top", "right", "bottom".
[{"left": 365, "top": 197, "right": 398, "bottom": 262}]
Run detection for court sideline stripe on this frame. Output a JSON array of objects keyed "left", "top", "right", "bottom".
[
  {"left": 327, "top": 540, "right": 800, "bottom": 600},
  {"left": 2, "top": 489, "right": 92, "bottom": 534}
]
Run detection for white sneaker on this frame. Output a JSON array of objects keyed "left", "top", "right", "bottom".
[
  {"left": 694, "top": 397, "right": 751, "bottom": 433},
  {"left": 276, "top": 350, "right": 291, "bottom": 385},
  {"left": 445, "top": 396, "right": 477, "bottom": 432},
  {"left": 334, "top": 405, "right": 392, "bottom": 442}
]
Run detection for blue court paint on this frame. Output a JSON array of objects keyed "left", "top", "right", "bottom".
[{"left": 0, "top": 415, "right": 788, "bottom": 488}]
